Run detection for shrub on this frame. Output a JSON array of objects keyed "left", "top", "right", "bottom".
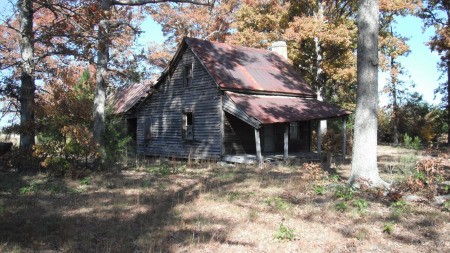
[
  {"left": 103, "top": 114, "right": 132, "bottom": 168},
  {"left": 398, "top": 156, "right": 445, "bottom": 194},
  {"left": 335, "top": 201, "right": 348, "bottom": 212},
  {"left": 312, "top": 184, "right": 325, "bottom": 196},
  {"left": 334, "top": 185, "right": 354, "bottom": 201},
  {"left": 274, "top": 223, "right": 296, "bottom": 241},
  {"left": 390, "top": 200, "right": 409, "bottom": 219},
  {"left": 383, "top": 222, "right": 395, "bottom": 234},
  {"left": 265, "top": 197, "right": 291, "bottom": 211},
  {"left": 1, "top": 147, "right": 41, "bottom": 171},
  {"left": 301, "top": 162, "right": 327, "bottom": 181},
  {"left": 353, "top": 198, "right": 369, "bottom": 213},
  {"left": 403, "top": 134, "right": 421, "bottom": 150},
  {"left": 443, "top": 200, "right": 450, "bottom": 212}
]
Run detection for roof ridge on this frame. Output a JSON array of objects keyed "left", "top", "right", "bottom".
[{"left": 185, "top": 37, "right": 280, "bottom": 56}]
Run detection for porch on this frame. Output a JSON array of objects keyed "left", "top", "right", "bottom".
[
  {"left": 222, "top": 152, "right": 327, "bottom": 165},
  {"left": 222, "top": 92, "right": 352, "bottom": 165}
]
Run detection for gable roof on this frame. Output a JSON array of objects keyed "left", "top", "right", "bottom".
[
  {"left": 112, "top": 81, "right": 152, "bottom": 114},
  {"left": 184, "top": 37, "right": 315, "bottom": 96}
]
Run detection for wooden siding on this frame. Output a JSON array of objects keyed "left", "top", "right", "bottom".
[
  {"left": 223, "top": 112, "right": 256, "bottom": 155},
  {"left": 136, "top": 48, "right": 222, "bottom": 159}
]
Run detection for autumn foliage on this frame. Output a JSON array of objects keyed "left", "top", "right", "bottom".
[{"left": 32, "top": 66, "right": 98, "bottom": 173}]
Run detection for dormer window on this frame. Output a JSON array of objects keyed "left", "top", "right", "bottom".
[{"left": 183, "top": 64, "right": 193, "bottom": 87}]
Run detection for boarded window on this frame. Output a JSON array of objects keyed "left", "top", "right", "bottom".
[
  {"left": 290, "top": 122, "right": 299, "bottom": 140},
  {"left": 144, "top": 117, "right": 152, "bottom": 140},
  {"left": 183, "top": 64, "right": 193, "bottom": 87},
  {"left": 182, "top": 112, "right": 194, "bottom": 141}
]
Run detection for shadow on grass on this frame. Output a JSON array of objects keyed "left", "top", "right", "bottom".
[{"left": 0, "top": 165, "right": 253, "bottom": 252}]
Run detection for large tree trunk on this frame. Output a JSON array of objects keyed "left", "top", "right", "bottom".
[
  {"left": 349, "top": 0, "right": 388, "bottom": 188},
  {"left": 18, "top": 0, "right": 35, "bottom": 150},
  {"left": 93, "top": 0, "right": 111, "bottom": 160}
]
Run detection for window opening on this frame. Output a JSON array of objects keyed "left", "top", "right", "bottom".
[
  {"left": 184, "top": 64, "right": 193, "bottom": 87},
  {"left": 183, "top": 112, "right": 194, "bottom": 141}
]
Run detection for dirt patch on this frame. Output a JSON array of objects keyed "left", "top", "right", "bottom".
[{"left": 0, "top": 145, "right": 449, "bottom": 252}]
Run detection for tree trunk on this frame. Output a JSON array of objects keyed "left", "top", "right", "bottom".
[
  {"left": 18, "top": 0, "right": 35, "bottom": 150},
  {"left": 447, "top": 59, "right": 450, "bottom": 145},
  {"left": 314, "top": 0, "right": 327, "bottom": 142},
  {"left": 93, "top": 0, "right": 111, "bottom": 160},
  {"left": 391, "top": 57, "right": 399, "bottom": 146},
  {"left": 349, "top": 0, "right": 388, "bottom": 188}
]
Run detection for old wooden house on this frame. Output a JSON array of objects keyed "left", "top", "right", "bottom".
[{"left": 133, "top": 37, "right": 350, "bottom": 163}]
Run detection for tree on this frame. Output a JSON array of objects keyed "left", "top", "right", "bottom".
[
  {"left": 349, "top": 0, "right": 388, "bottom": 188},
  {"left": 18, "top": 0, "right": 35, "bottom": 149},
  {"left": 379, "top": 28, "right": 411, "bottom": 145},
  {"left": 420, "top": 0, "right": 450, "bottom": 145},
  {"left": 91, "top": 0, "right": 212, "bottom": 162},
  {"left": 1, "top": 0, "right": 93, "bottom": 151}
]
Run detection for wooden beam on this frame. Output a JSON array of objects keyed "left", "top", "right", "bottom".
[
  {"left": 254, "top": 128, "right": 262, "bottom": 165},
  {"left": 342, "top": 116, "right": 347, "bottom": 160},
  {"left": 284, "top": 124, "right": 289, "bottom": 161}
]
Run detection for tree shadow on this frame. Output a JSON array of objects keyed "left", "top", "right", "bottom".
[{"left": 0, "top": 164, "right": 253, "bottom": 252}]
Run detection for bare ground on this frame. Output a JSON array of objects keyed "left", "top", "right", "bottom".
[{"left": 0, "top": 145, "right": 449, "bottom": 253}]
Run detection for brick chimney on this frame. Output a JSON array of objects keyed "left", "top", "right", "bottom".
[{"left": 270, "top": 41, "right": 288, "bottom": 61}]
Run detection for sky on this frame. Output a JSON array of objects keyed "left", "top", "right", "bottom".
[
  {"left": 388, "top": 15, "right": 442, "bottom": 105},
  {"left": 138, "top": 15, "right": 443, "bottom": 106}
]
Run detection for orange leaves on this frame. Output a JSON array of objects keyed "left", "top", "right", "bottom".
[{"left": 379, "top": 0, "right": 421, "bottom": 13}]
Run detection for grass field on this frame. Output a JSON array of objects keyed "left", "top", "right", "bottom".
[{"left": 0, "top": 145, "right": 449, "bottom": 252}]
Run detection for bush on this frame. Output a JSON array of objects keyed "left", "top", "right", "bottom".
[
  {"left": 103, "top": 114, "right": 132, "bottom": 168},
  {"left": 403, "top": 134, "right": 421, "bottom": 150},
  {"left": 397, "top": 156, "right": 445, "bottom": 195},
  {"left": 334, "top": 185, "right": 355, "bottom": 201},
  {"left": 274, "top": 223, "right": 296, "bottom": 241},
  {"left": 1, "top": 147, "right": 41, "bottom": 171},
  {"left": 353, "top": 198, "right": 369, "bottom": 213}
]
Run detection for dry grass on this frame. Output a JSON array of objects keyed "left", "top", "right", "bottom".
[{"left": 0, "top": 145, "right": 449, "bottom": 253}]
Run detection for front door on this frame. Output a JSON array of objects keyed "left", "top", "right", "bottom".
[{"left": 263, "top": 125, "right": 275, "bottom": 153}]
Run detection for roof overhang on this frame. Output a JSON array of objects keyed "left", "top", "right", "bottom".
[{"left": 224, "top": 91, "right": 351, "bottom": 128}]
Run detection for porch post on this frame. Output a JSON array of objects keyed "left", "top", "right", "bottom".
[
  {"left": 342, "top": 116, "right": 347, "bottom": 160},
  {"left": 254, "top": 128, "right": 262, "bottom": 165},
  {"left": 284, "top": 124, "right": 289, "bottom": 161},
  {"left": 317, "top": 120, "right": 322, "bottom": 154}
]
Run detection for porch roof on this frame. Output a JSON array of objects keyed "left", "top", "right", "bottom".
[{"left": 225, "top": 91, "right": 351, "bottom": 124}]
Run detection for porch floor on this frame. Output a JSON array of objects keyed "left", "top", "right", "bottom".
[{"left": 222, "top": 152, "right": 328, "bottom": 164}]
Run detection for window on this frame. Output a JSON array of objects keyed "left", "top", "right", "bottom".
[
  {"left": 183, "top": 64, "right": 193, "bottom": 87},
  {"left": 290, "top": 122, "right": 299, "bottom": 140},
  {"left": 182, "top": 112, "right": 194, "bottom": 141},
  {"left": 143, "top": 117, "right": 152, "bottom": 140}
]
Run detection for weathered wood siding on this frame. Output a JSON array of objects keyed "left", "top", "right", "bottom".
[
  {"left": 136, "top": 48, "right": 222, "bottom": 159},
  {"left": 223, "top": 112, "right": 256, "bottom": 154}
]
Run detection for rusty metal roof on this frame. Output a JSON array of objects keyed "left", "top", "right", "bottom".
[
  {"left": 112, "top": 81, "right": 152, "bottom": 114},
  {"left": 185, "top": 38, "right": 315, "bottom": 96},
  {"left": 226, "top": 91, "right": 351, "bottom": 124}
]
